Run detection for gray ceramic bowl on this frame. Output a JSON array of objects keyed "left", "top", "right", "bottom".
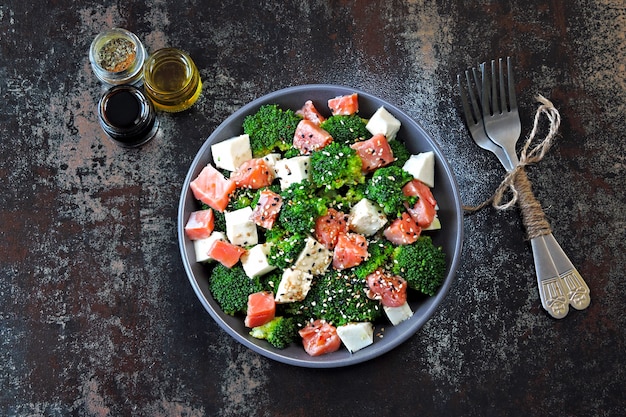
[{"left": 178, "top": 84, "right": 463, "bottom": 368}]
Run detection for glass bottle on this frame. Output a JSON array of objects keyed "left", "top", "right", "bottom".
[
  {"left": 143, "top": 48, "right": 202, "bottom": 112},
  {"left": 89, "top": 28, "right": 146, "bottom": 86},
  {"left": 98, "top": 85, "right": 159, "bottom": 148}
]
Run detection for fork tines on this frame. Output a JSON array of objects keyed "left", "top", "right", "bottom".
[{"left": 482, "top": 57, "right": 516, "bottom": 115}]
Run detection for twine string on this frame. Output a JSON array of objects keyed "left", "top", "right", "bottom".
[{"left": 464, "top": 95, "right": 561, "bottom": 239}]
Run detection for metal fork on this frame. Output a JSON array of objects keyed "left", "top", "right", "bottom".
[
  {"left": 481, "top": 58, "right": 522, "bottom": 169},
  {"left": 481, "top": 58, "right": 591, "bottom": 314},
  {"left": 457, "top": 59, "right": 591, "bottom": 318}
]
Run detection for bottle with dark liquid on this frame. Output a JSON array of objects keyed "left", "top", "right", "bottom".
[{"left": 98, "top": 85, "right": 159, "bottom": 147}]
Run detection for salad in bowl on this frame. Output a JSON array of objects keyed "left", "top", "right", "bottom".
[{"left": 178, "top": 85, "right": 463, "bottom": 367}]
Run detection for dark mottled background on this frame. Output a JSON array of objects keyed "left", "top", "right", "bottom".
[{"left": 1, "top": 1, "right": 624, "bottom": 416}]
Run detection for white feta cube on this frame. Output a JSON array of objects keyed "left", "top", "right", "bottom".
[
  {"left": 274, "top": 268, "right": 314, "bottom": 303},
  {"left": 366, "top": 106, "right": 401, "bottom": 140},
  {"left": 225, "top": 207, "right": 258, "bottom": 247},
  {"left": 241, "top": 243, "right": 276, "bottom": 278},
  {"left": 192, "top": 232, "right": 226, "bottom": 263},
  {"left": 274, "top": 156, "right": 311, "bottom": 190},
  {"left": 383, "top": 302, "right": 414, "bottom": 325},
  {"left": 211, "top": 134, "right": 252, "bottom": 171},
  {"left": 293, "top": 236, "right": 333, "bottom": 276},
  {"left": 336, "top": 322, "right": 374, "bottom": 353},
  {"left": 348, "top": 198, "right": 388, "bottom": 236},
  {"left": 402, "top": 151, "right": 435, "bottom": 188}
]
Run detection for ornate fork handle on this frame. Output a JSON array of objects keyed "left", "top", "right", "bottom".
[
  {"left": 515, "top": 169, "right": 591, "bottom": 317},
  {"left": 542, "top": 233, "right": 591, "bottom": 310}
]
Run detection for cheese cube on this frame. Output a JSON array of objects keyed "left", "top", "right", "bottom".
[
  {"left": 274, "top": 268, "right": 313, "bottom": 303},
  {"left": 241, "top": 243, "right": 276, "bottom": 278},
  {"left": 366, "top": 106, "right": 401, "bottom": 140},
  {"left": 225, "top": 207, "right": 258, "bottom": 246},
  {"left": 293, "top": 236, "right": 333, "bottom": 276},
  {"left": 274, "top": 156, "right": 311, "bottom": 190},
  {"left": 383, "top": 302, "right": 414, "bottom": 325},
  {"left": 211, "top": 134, "right": 252, "bottom": 171},
  {"left": 402, "top": 151, "right": 435, "bottom": 188},
  {"left": 336, "top": 322, "right": 374, "bottom": 353},
  {"left": 348, "top": 198, "right": 388, "bottom": 236},
  {"left": 192, "top": 232, "right": 226, "bottom": 263}
]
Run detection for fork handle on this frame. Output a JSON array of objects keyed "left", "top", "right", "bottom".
[
  {"left": 541, "top": 233, "right": 591, "bottom": 310},
  {"left": 512, "top": 169, "right": 552, "bottom": 239},
  {"left": 530, "top": 236, "right": 569, "bottom": 318},
  {"left": 514, "top": 169, "right": 591, "bottom": 316}
]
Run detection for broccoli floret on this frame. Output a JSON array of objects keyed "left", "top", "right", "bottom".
[
  {"left": 343, "top": 182, "right": 367, "bottom": 205},
  {"left": 353, "top": 239, "right": 394, "bottom": 280},
  {"left": 279, "top": 180, "right": 328, "bottom": 235},
  {"left": 243, "top": 104, "right": 302, "bottom": 157},
  {"left": 388, "top": 139, "right": 411, "bottom": 169},
  {"left": 226, "top": 186, "right": 257, "bottom": 211},
  {"left": 283, "top": 147, "right": 301, "bottom": 158},
  {"left": 391, "top": 235, "right": 447, "bottom": 296},
  {"left": 258, "top": 268, "right": 281, "bottom": 294},
  {"left": 249, "top": 316, "right": 299, "bottom": 349},
  {"left": 310, "top": 142, "right": 365, "bottom": 190},
  {"left": 319, "top": 114, "right": 372, "bottom": 145},
  {"left": 208, "top": 264, "right": 263, "bottom": 315},
  {"left": 284, "top": 269, "right": 383, "bottom": 327},
  {"left": 213, "top": 210, "right": 226, "bottom": 231},
  {"left": 318, "top": 182, "right": 366, "bottom": 212},
  {"left": 266, "top": 228, "right": 307, "bottom": 269},
  {"left": 364, "top": 165, "right": 414, "bottom": 217},
  {"left": 278, "top": 201, "right": 316, "bottom": 236}
]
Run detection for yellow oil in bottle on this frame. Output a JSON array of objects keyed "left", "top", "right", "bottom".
[{"left": 143, "top": 48, "right": 202, "bottom": 112}]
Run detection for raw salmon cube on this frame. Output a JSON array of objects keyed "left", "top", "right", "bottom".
[
  {"left": 184, "top": 209, "right": 215, "bottom": 240},
  {"left": 189, "top": 164, "right": 236, "bottom": 212}
]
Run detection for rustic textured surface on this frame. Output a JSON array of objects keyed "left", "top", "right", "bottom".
[{"left": 1, "top": 1, "right": 625, "bottom": 416}]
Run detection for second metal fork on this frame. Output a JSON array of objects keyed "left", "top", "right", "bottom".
[
  {"left": 481, "top": 58, "right": 522, "bottom": 169},
  {"left": 458, "top": 58, "right": 591, "bottom": 318}
]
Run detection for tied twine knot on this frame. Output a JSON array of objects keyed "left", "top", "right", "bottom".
[{"left": 465, "top": 95, "right": 561, "bottom": 240}]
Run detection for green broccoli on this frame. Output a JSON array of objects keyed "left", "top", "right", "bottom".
[
  {"left": 242, "top": 104, "right": 302, "bottom": 157},
  {"left": 343, "top": 182, "right": 367, "bottom": 205},
  {"left": 208, "top": 264, "right": 263, "bottom": 315},
  {"left": 319, "top": 114, "right": 372, "bottom": 145},
  {"left": 249, "top": 316, "right": 299, "bottom": 349},
  {"left": 226, "top": 186, "right": 257, "bottom": 211},
  {"left": 353, "top": 239, "right": 394, "bottom": 280},
  {"left": 265, "top": 228, "right": 307, "bottom": 269},
  {"left": 318, "top": 182, "right": 366, "bottom": 212},
  {"left": 391, "top": 235, "right": 447, "bottom": 296},
  {"left": 279, "top": 180, "right": 328, "bottom": 235},
  {"left": 213, "top": 210, "right": 226, "bottom": 231},
  {"left": 310, "top": 142, "right": 365, "bottom": 190},
  {"left": 257, "top": 268, "right": 281, "bottom": 294},
  {"left": 388, "top": 138, "right": 411, "bottom": 169},
  {"left": 364, "top": 165, "right": 414, "bottom": 217},
  {"left": 283, "top": 147, "right": 301, "bottom": 159},
  {"left": 284, "top": 269, "right": 383, "bottom": 327}
]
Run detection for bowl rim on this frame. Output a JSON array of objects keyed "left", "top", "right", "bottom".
[{"left": 177, "top": 84, "right": 464, "bottom": 368}]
